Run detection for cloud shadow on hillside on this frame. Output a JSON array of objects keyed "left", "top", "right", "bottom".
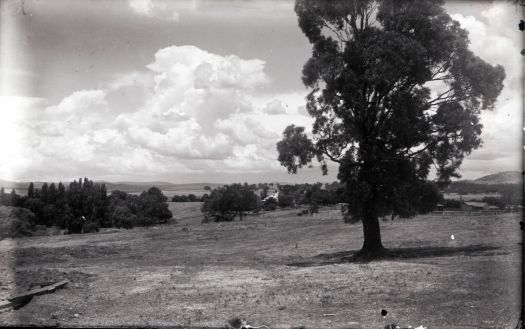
[{"left": 287, "top": 244, "right": 506, "bottom": 267}]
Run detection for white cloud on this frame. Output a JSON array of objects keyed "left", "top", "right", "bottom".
[
  {"left": 128, "top": 0, "right": 179, "bottom": 21},
  {"left": 451, "top": 5, "right": 522, "bottom": 179},
  {"left": 115, "top": 45, "right": 274, "bottom": 162},
  {"left": 3, "top": 45, "right": 306, "bottom": 181},
  {"left": 0, "top": 97, "right": 47, "bottom": 180},
  {"left": 262, "top": 99, "right": 287, "bottom": 115},
  {"left": 6, "top": 4, "right": 516, "bottom": 183}
]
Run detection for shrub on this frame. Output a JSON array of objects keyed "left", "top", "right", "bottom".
[
  {"left": 134, "top": 216, "right": 156, "bottom": 227},
  {"left": 278, "top": 193, "right": 294, "bottom": 208},
  {"left": 67, "top": 217, "right": 86, "bottom": 234},
  {"left": 111, "top": 206, "right": 136, "bottom": 229},
  {"left": 262, "top": 198, "right": 278, "bottom": 211},
  {"left": 297, "top": 209, "right": 309, "bottom": 216},
  {"left": 82, "top": 221, "right": 100, "bottom": 233},
  {"left": 443, "top": 199, "right": 461, "bottom": 209},
  {"left": 309, "top": 202, "right": 319, "bottom": 214},
  {"left": 9, "top": 218, "right": 35, "bottom": 237},
  {"left": 0, "top": 206, "right": 37, "bottom": 239},
  {"left": 483, "top": 196, "right": 505, "bottom": 209},
  {"left": 138, "top": 187, "right": 172, "bottom": 223}
]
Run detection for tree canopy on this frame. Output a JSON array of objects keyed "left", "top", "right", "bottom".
[
  {"left": 201, "top": 184, "right": 258, "bottom": 222},
  {"left": 277, "top": 0, "right": 505, "bottom": 257},
  {"left": 1, "top": 178, "right": 173, "bottom": 234}
]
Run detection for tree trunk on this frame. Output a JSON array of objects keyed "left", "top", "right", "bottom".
[{"left": 361, "top": 212, "right": 384, "bottom": 253}]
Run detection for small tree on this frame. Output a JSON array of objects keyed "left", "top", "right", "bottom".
[
  {"left": 48, "top": 183, "right": 58, "bottom": 204},
  {"left": 187, "top": 194, "right": 197, "bottom": 202},
  {"left": 201, "top": 184, "right": 258, "bottom": 222},
  {"left": 57, "top": 182, "right": 66, "bottom": 199},
  {"left": 27, "top": 182, "right": 35, "bottom": 199},
  {"left": 482, "top": 196, "right": 505, "bottom": 209},
  {"left": 10, "top": 189, "right": 20, "bottom": 207},
  {"left": 41, "top": 183, "right": 49, "bottom": 203},
  {"left": 111, "top": 205, "right": 136, "bottom": 229},
  {"left": 137, "top": 187, "right": 172, "bottom": 224},
  {"left": 262, "top": 197, "right": 278, "bottom": 211},
  {"left": 277, "top": 192, "right": 294, "bottom": 208}
]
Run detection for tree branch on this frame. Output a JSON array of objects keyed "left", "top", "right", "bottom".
[{"left": 427, "top": 87, "right": 455, "bottom": 105}]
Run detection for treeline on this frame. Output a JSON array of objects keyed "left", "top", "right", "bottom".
[
  {"left": 172, "top": 194, "right": 208, "bottom": 202},
  {"left": 443, "top": 197, "right": 508, "bottom": 210},
  {"left": 201, "top": 182, "right": 346, "bottom": 222},
  {"left": 446, "top": 181, "right": 522, "bottom": 205},
  {"left": 201, "top": 181, "right": 443, "bottom": 223},
  {"left": 261, "top": 182, "right": 346, "bottom": 211},
  {"left": 0, "top": 177, "right": 172, "bottom": 235}
]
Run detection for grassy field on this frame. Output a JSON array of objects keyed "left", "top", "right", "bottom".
[{"left": 0, "top": 202, "right": 521, "bottom": 328}]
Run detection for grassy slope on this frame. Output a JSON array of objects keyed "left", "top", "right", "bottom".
[{"left": 0, "top": 202, "right": 521, "bottom": 328}]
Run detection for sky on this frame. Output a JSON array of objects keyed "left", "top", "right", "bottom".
[{"left": 0, "top": 0, "right": 522, "bottom": 184}]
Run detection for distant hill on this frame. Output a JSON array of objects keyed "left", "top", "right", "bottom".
[
  {"left": 103, "top": 182, "right": 223, "bottom": 197},
  {"left": 445, "top": 171, "right": 522, "bottom": 204},
  {"left": 0, "top": 179, "right": 224, "bottom": 197},
  {"left": 471, "top": 171, "right": 522, "bottom": 185},
  {"left": 1, "top": 172, "right": 521, "bottom": 197}
]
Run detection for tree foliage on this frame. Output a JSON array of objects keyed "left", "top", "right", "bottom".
[
  {"left": 277, "top": 0, "right": 505, "bottom": 255},
  {"left": 201, "top": 184, "right": 258, "bottom": 222},
  {"left": 0, "top": 178, "right": 173, "bottom": 235},
  {"left": 446, "top": 182, "right": 522, "bottom": 205},
  {"left": 172, "top": 194, "right": 207, "bottom": 202},
  {"left": 0, "top": 206, "right": 37, "bottom": 239}
]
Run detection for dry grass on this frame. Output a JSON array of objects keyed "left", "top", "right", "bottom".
[{"left": 0, "top": 203, "right": 521, "bottom": 328}]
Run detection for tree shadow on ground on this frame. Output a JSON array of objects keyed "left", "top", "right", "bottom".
[{"left": 287, "top": 244, "right": 506, "bottom": 267}]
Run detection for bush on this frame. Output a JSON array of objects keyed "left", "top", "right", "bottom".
[
  {"left": 309, "top": 202, "right": 319, "bottom": 214},
  {"left": 343, "top": 212, "right": 358, "bottom": 223},
  {"left": 341, "top": 204, "right": 358, "bottom": 224},
  {"left": 120, "top": 215, "right": 136, "bottom": 229},
  {"left": 0, "top": 206, "right": 37, "bottom": 239},
  {"left": 82, "top": 221, "right": 100, "bottom": 233},
  {"left": 483, "top": 196, "right": 505, "bottom": 209},
  {"left": 278, "top": 193, "right": 295, "bottom": 208},
  {"left": 297, "top": 209, "right": 309, "bottom": 216},
  {"left": 9, "top": 218, "right": 35, "bottom": 237},
  {"left": 172, "top": 195, "right": 188, "bottom": 202},
  {"left": 138, "top": 187, "right": 172, "bottom": 223},
  {"left": 262, "top": 198, "right": 278, "bottom": 211},
  {"left": 443, "top": 199, "right": 461, "bottom": 209},
  {"left": 134, "top": 216, "right": 156, "bottom": 227},
  {"left": 67, "top": 216, "right": 85, "bottom": 234},
  {"left": 111, "top": 206, "right": 136, "bottom": 229}
]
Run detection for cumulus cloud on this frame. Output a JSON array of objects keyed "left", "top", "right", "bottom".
[
  {"left": 6, "top": 4, "right": 515, "bottom": 183},
  {"left": 262, "top": 99, "right": 287, "bottom": 115},
  {"left": 4, "top": 45, "right": 305, "bottom": 181},
  {"left": 451, "top": 5, "right": 522, "bottom": 179},
  {"left": 0, "top": 97, "right": 48, "bottom": 180},
  {"left": 128, "top": 0, "right": 180, "bottom": 21}
]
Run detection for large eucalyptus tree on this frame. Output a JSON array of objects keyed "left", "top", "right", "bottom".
[{"left": 277, "top": 0, "right": 505, "bottom": 258}]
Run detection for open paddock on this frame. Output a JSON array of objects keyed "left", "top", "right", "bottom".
[{"left": 0, "top": 204, "right": 521, "bottom": 328}]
